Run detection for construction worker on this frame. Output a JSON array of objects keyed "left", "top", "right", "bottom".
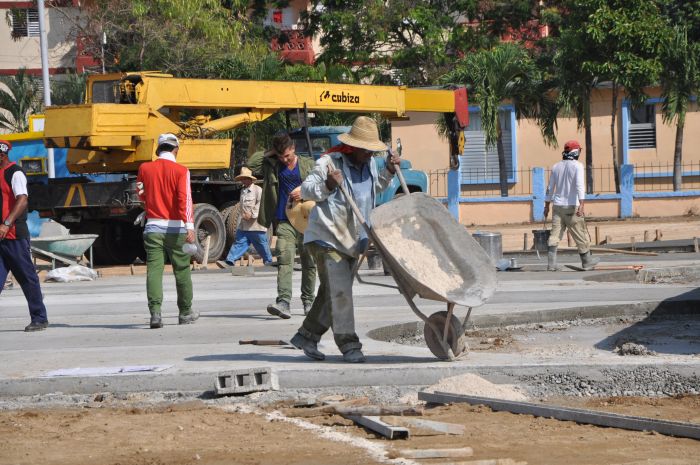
[
  {"left": 137, "top": 133, "right": 198, "bottom": 328},
  {"left": 217, "top": 167, "right": 273, "bottom": 267},
  {"left": 247, "top": 132, "right": 316, "bottom": 319},
  {"left": 289, "top": 116, "right": 399, "bottom": 363},
  {"left": 0, "top": 139, "right": 49, "bottom": 332},
  {"left": 543, "top": 139, "right": 600, "bottom": 271}
]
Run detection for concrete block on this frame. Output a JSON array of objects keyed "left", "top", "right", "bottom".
[{"left": 215, "top": 367, "right": 278, "bottom": 395}]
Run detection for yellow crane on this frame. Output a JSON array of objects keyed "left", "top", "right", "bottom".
[{"left": 31, "top": 72, "right": 468, "bottom": 264}]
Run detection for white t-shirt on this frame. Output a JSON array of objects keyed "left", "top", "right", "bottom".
[
  {"left": 545, "top": 159, "right": 585, "bottom": 206},
  {"left": 10, "top": 170, "right": 28, "bottom": 197}
]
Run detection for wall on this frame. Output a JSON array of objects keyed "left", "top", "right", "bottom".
[
  {"left": 391, "top": 112, "right": 450, "bottom": 173},
  {"left": 0, "top": 3, "right": 77, "bottom": 73}
]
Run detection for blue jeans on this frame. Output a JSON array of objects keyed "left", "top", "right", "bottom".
[
  {"left": 225, "top": 230, "right": 273, "bottom": 264},
  {"left": 0, "top": 238, "right": 48, "bottom": 324}
]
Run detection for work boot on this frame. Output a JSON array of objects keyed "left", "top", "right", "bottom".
[
  {"left": 150, "top": 313, "right": 163, "bottom": 329},
  {"left": 579, "top": 251, "right": 600, "bottom": 271},
  {"left": 302, "top": 301, "right": 313, "bottom": 316},
  {"left": 547, "top": 246, "right": 559, "bottom": 271},
  {"left": 216, "top": 260, "right": 233, "bottom": 269},
  {"left": 342, "top": 348, "right": 366, "bottom": 363},
  {"left": 178, "top": 311, "right": 200, "bottom": 325},
  {"left": 290, "top": 332, "right": 325, "bottom": 361},
  {"left": 267, "top": 300, "right": 291, "bottom": 319},
  {"left": 24, "top": 321, "right": 48, "bottom": 332}
]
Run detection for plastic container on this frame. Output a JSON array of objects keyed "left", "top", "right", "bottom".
[
  {"left": 182, "top": 242, "right": 198, "bottom": 256},
  {"left": 532, "top": 229, "right": 551, "bottom": 252}
]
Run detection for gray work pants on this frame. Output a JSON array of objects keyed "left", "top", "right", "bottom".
[
  {"left": 297, "top": 242, "right": 361, "bottom": 354},
  {"left": 547, "top": 205, "right": 591, "bottom": 253}
]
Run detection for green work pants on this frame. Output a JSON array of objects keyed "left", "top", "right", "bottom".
[
  {"left": 297, "top": 242, "right": 361, "bottom": 354},
  {"left": 548, "top": 205, "right": 591, "bottom": 254},
  {"left": 144, "top": 232, "right": 193, "bottom": 316},
  {"left": 275, "top": 221, "right": 316, "bottom": 304}
]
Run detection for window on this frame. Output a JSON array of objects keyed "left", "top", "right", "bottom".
[
  {"left": 628, "top": 104, "right": 656, "bottom": 149},
  {"left": 11, "top": 9, "right": 40, "bottom": 38},
  {"left": 293, "top": 135, "right": 331, "bottom": 159},
  {"left": 460, "top": 109, "right": 514, "bottom": 184}
]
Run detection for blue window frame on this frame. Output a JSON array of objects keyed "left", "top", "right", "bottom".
[{"left": 460, "top": 105, "right": 518, "bottom": 184}]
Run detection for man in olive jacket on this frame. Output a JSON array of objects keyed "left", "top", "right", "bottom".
[{"left": 247, "top": 132, "right": 316, "bottom": 319}]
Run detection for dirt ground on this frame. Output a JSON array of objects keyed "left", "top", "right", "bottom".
[
  {"left": 2, "top": 396, "right": 700, "bottom": 465},
  {"left": 482, "top": 214, "right": 700, "bottom": 251}
]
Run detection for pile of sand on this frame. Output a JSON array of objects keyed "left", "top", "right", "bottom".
[{"left": 423, "top": 373, "right": 528, "bottom": 401}]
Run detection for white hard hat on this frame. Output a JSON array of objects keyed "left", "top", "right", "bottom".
[{"left": 157, "top": 133, "right": 179, "bottom": 147}]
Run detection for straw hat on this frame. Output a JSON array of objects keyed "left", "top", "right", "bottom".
[
  {"left": 235, "top": 167, "right": 257, "bottom": 182},
  {"left": 286, "top": 199, "right": 316, "bottom": 234},
  {"left": 337, "top": 116, "right": 387, "bottom": 152}
]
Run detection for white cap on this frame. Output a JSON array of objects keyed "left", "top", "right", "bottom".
[{"left": 157, "top": 133, "right": 179, "bottom": 147}]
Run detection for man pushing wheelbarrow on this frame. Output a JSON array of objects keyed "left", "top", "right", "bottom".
[
  {"left": 289, "top": 116, "right": 401, "bottom": 363},
  {"left": 289, "top": 116, "right": 497, "bottom": 363}
]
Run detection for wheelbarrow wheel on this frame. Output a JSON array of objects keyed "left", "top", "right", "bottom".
[{"left": 424, "top": 311, "right": 467, "bottom": 360}]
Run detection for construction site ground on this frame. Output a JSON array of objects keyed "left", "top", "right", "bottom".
[{"left": 1, "top": 215, "right": 699, "bottom": 464}]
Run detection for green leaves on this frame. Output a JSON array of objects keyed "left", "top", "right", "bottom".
[{"left": 0, "top": 69, "right": 42, "bottom": 133}]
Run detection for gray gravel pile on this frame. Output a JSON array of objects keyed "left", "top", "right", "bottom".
[
  {"left": 614, "top": 342, "right": 656, "bottom": 356},
  {"left": 521, "top": 366, "right": 700, "bottom": 398}
]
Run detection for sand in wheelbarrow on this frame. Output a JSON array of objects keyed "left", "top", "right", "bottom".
[{"left": 380, "top": 221, "right": 465, "bottom": 296}]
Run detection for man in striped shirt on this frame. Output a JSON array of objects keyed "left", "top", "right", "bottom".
[
  {"left": 137, "top": 133, "right": 198, "bottom": 328},
  {"left": 543, "top": 140, "right": 600, "bottom": 271}
]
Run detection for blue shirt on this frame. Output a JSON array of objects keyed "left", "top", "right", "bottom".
[
  {"left": 276, "top": 162, "right": 301, "bottom": 221},
  {"left": 347, "top": 159, "right": 373, "bottom": 252}
]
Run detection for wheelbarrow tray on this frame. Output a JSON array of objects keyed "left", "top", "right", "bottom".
[
  {"left": 30, "top": 234, "right": 98, "bottom": 258},
  {"left": 369, "top": 193, "right": 496, "bottom": 308}
]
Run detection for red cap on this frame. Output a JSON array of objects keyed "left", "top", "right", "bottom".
[
  {"left": 0, "top": 140, "right": 11, "bottom": 154},
  {"left": 564, "top": 140, "right": 581, "bottom": 152}
]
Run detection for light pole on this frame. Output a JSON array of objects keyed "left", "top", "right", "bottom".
[{"left": 36, "top": 0, "right": 55, "bottom": 178}]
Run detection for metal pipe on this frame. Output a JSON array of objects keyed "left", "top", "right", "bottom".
[{"left": 36, "top": 0, "right": 55, "bottom": 178}]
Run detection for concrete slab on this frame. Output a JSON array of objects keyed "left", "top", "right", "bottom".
[{"left": 1, "top": 254, "right": 699, "bottom": 396}]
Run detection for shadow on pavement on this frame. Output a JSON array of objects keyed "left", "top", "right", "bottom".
[
  {"left": 185, "top": 352, "right": 438, "bottom": 364},
  {"left": 595, "top": 287, "right": 700, "bottom": 355}
]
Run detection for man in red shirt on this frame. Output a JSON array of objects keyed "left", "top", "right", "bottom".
[
  {"left": 137, "top": 133, "right": 197, "bottom": 328},
  {"left": 0, "top": 140, "right": 49, "bottom": 331}
]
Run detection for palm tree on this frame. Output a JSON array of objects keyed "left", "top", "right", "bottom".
[
  {"left": 659, "top": 26, "right": 700, "bottom": 191},
  {"left": 0, "top": 69, "right": 42, "bottom": 133},
  {"left": 51, "top": 73, "right": 87, "bottom": 105},
  {"left": 443, "top": 43, "right": 556, "bottom": 197}
]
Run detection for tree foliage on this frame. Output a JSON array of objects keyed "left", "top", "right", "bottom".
[
  {"left": 442, "top": 42, "right": 556, "bottom": 196},
  {"left": 302, "top": 0, "right": 543, "bottom": 86},
  {"left": 58, "top": 0, "right": 267, "bottom": 76},
  {"left": 0, "top": 69, "right": 42, "bottom": 133}
]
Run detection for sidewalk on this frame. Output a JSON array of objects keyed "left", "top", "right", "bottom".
[
  {"left": 1, "top": 252, "right": 699, "bottom": 397},
  {"left": 475, "top": 215, "right": 700, "bottom": 252}
]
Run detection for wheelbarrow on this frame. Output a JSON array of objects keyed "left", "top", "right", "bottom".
[
  {"left": 30, "top": 234, "right": 98, "bottom": 269},
  {"left": 332, "top": 158, "right": 498, "bottom": 361}
]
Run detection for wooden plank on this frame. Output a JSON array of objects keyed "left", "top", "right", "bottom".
[
  {"left": 418, "top": 391, "right": 700, "bottom": 440},
  {"left": 397, "top": 447, "right": 473, "bottom": 459},
  {"left": 385, "top": 416, "right": 465, "bottom": 435},
  {"left": 348, "top": 415, "right": 409, "bottom": 439}
]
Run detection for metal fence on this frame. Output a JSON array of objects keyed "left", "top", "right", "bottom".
[
  {"left": 633, "top": 162, "right": 700, "bottom": 192},
  {"left": 428, "top": 163, "right": 700, "bottom": 199}
]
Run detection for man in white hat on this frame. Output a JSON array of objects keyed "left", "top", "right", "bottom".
[
  {"left": 289, "top": 116, "right": 400, "bottom": 363},
  {"left": 137, "top": 133, "right": 197, "bottom": 328},
  {"left": 217, "top": 167, "right": 272, "bottom": 267}
]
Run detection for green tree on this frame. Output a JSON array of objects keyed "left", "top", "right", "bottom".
[
  {"left": 51, "top": 73, "right": 87, "bottom": 105},
  {"left": 583, "top": 0, "right": 668, "bottom": 192},
  {"left": 442, "top": 43, "right": 556, "bottom": 197},
  {"left": 658, "top": 26, "right": 700, "bottom": 191},
  {"left": 57, "top": 0, "right": 267, "bottom": 76},
  {"left": 0, "top": 69, "right": 41, "bottom": 133},
  {"left": 302, "top": 0, "right": 543, "bottom": 86}
]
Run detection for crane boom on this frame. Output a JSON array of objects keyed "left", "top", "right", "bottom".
[{"left": 43, "top": 72, "right": 467, "bottom": 174}]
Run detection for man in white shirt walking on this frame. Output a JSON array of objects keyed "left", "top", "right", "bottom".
[{"left": 543, "top": 140, "right": 600, "bottom": 271}]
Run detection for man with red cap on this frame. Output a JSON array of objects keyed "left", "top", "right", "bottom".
[
  {"left": 543, "top": 140, "right": 600, "bottom": 271},
  {"left": 0, "top": 139, "right": 49, "bottom": 331}
]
